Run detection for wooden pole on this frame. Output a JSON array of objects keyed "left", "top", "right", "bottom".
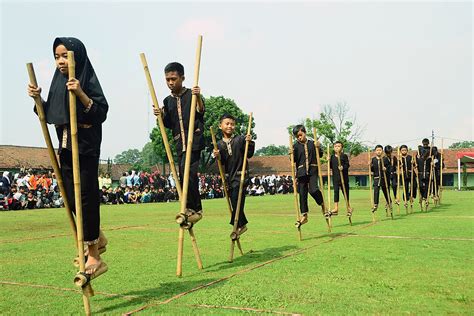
[
  {"left": 413, "top": 150, "right": 423, "bottom": 212},
  {"left": 426, "top": 146, "right": 433, "bottom": 211},
  {"left": 336, "top": 152, "right": 351, "bottom": 225},
  {"left": 177, "top": 35, "right": 203, "bottom": 277},
  {"left": 67, "top": 51, "right": 93, "bottom": 315},
  {"left": 399, "top": 149, "right": 408, "bottom": 214},
  {"left": 289, "top": 135, "right": 302, "bottom": 241},
  {"left": 140, "top": 52, "right": 203, "bottom": 270},
  {"left": 368, "top": 149, "right": 375, "bottom": 222},
  {"left": 381, "top": 154, "right": 393, "bottom": 219},
  {"left": 229, "top": 113, "right": 252, "bottom": 263},
  {"left": 440, "top": 139, "right": 444, "bottom": 204},
  {"left": 210, "top": 127, "right": 244, "bottom": 255},
  {"left": 396, "top": 148, "right": 401, "bottom": 215},
  {"left": 409, "top": 154, "right": 415, "bottom": 213},
  {"left": 327, "top": 144, "right": 331, "bottom": 213},
  {"left": 312, "top": 128, "right": 331, "bottom": 232},
  {"left": 139, "top": 53, "right": 182, "bottom": 196},
  {"left": 26, "top": 63, "right": 77, "bottom": 244}
]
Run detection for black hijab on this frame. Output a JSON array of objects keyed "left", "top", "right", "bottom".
[{"left": 45, "top": 37, "right": 106, "bottom": 125}]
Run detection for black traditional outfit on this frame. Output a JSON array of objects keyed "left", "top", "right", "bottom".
[
  {"left": 371, "top": 156, "right": 391, "bottom": 205},
  {"left": 36, "top": 37, "right": 108, "bottom": 244},
  {"left": 330, "top": 153, "right": 350, "bottom": 203},
  {"left": 217, "top": 135, "right": 255, "bottom": 228}
]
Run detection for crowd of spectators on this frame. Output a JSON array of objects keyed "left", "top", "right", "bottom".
[{"left": 0, "top": 169, "right": 295, "bottom": 210}]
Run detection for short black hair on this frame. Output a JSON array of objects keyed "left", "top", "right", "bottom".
[
  {"left": 384, "top": 145, "right": 393, "bottom": 154},
  {"left": 422, "top": 138, "right": 430, "bottom": 145},
  {"left": 164, "top": 62, "right": 184, "bottom": 76},
  {"left": 375, "top": 144, "right": 383, "bottom": 150},
  {"left": 220, "top": 113, "right": 236, "bottom": 122},
  {"left": 400, "top": 145, "right": 408, "bottom": 150},
  {"left": 292, "top": 124, "right": 306, "bottom": 137},
  {"left": 334, "top": 140, "right": 343, "bottom": 146}
]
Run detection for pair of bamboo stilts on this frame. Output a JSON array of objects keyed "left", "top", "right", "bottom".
[
  {"left": 367, "top": 149, "right": 393, "bottom": 221},
  {"left": 210, "top": 127, "right": 245, "bottom": 261},
  {"left": 288, "top": 129, "right": 332, "bottom": 240},
  {"left": 27, "top": 51, "right": 103, "bottom": 316},
  {"left": 140, "top": 35, "right": 203, "bottom": 277},
  {"left": 210, "top": 114, "right": 253, "bottom": 262}
]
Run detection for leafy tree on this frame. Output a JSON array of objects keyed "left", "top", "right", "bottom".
[
  {"left": 114, "top": 149, "right": 142, "bottom": 165},
  {"left": 449, "top": 141, "right": 474, "bottom": 149},
  {"left": 255, "top": 144, "right": 289, "bottom": 156},
  {"left": 288, "top": 102, "right": 366, "bottom": 156}
]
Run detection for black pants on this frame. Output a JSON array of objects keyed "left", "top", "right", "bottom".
[
  {"left": 402, "top": 176, "right": 417, "bottom": 201},
  {"left": 178, "top": 150, "right": 202, "bottom": 212},
  {"left": 60, "top": 150, "right": 100, "bottom": 242},
  {"left": 298, "top": 174, "right": 323, "bottom": 214},
  {"left": 229, "top": 185, "right": 248, "bottom": 228},
  {"left": 419, "top": 177, "right": 429, "bottom": 199},
  {"left": 333, "top": 175, "right": 349, "bottom": 203},
  {"left": 373, "top": 178, "right": 390, "bottom": 205}
]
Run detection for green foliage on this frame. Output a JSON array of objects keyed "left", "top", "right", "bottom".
[
  {"left": 114, "top": 149, "right": 142, "bottom": 165},
  {"left": 288, "top": 102, "right": 366, "bottom": 156},
  {"left": 448, "top": 141, "right": 474, "bottom": 149},
  {"left": 255, "top": 144, "right": 289, "bottom": 156}
]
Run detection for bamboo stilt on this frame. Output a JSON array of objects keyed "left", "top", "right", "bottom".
[
  {"left": 312, "top": 128, "right": 331, "bottom": 232},
  {"left": 426, "top": 146, "right": 433, "bottom": 211},
  {"left": 399, "top": 149, "right": 408, "bottom": 214},
  {"left": 327, "top": 144, "right": 331, "bottom": 213},
  {"left": 368, "top": 149, "right": 375, "bottom": 222},
  {"left": 140, "top": 52, "right": 202, "bottom": 272},
  {"left": 440, "top": 139, "right": 444, "bottom": 204},
  {"left": 229, "top": 113, "right": 253, "bottom": 263},
  {"left": 336, "top": 152, "right": 352, "bottom": 225},
  {"left": 409, "top": 154, "right": 414, "bottom": 213},
  {"left": 289, "top": 135, "right": 302, "bottom": 241},
  {"left": 413, "top": 151, "right": 423, "bottom": 212},
  {"left": 67, "top": 51, "right": 93, "bottom": 315},
  {"left": 211, "top": 127, "right": 246, "bottom": 255},
  {"left": 381, "top": 154, "right": 393, "bottom": 219},
  {"left": 177, "top": 35, "right": 203, "bottom": 277},
  {"left": 26, "top": 63, "right": 77, "bottom": 243}
]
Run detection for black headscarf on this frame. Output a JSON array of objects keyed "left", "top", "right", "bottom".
[{"left": 45, "top": 37, "right": 106, "bottom": 125}]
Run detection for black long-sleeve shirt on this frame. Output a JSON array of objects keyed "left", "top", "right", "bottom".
[
  {"left": 330, "top": 153, "right": 349, "bottom": 182},
  {"left": 163, "top": 88, "right": 205, "bottom": 153},
  {"left": 293, "top": 139, "right": 323, "bottom": 178},
  {"left": 371, "top": 156, "right": 390, "bottom": 186},
  {"left": 400, "top": 155, "right": 414, "bottom": 179},
  {"left": 217, "top": 135, "right": 255, "bottom": 188}
]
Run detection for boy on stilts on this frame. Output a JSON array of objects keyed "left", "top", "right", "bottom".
[
  {"left": 329, "top": 141, "right": 352, "bottom": 217},
  {"left": 399, "top": 145, "right": 417, "bottom": 210},
  {"left": 213, "top": 114, "right": 255, "bottom": 238},
  {"left": 370, "top": 145, "right": 392, "bottom": 217},
  {"left": 291, "top": 125, "right": 326, "bottom": 226},
  {"left": 154, "top": 62, "right": 205, "bottom": 228}
]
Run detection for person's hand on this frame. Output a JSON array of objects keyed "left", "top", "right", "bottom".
[
  {"left": 213, "top": 148, "right": 220, "bottom": 158},
  {"left": 192, "top": 86, "right": 201, "bottom": 95},
  {"left": 245, "top": 134, "right": 252, "bottom": 142},
  {"left": 66, "top": 78, "right": 84, "bottom": 96},
  {"left": 153, "top": 107, "right": 163, "bottom": 117},
  {"left": 316, "top": 140, "right": 321, "bottom": 147},
  {"left": 338, "top": 166, "right": 343, "bottom": 171},
  {"left": 27, "top": 84, "right": 41, "bottom": 98},
  {"left": 383, "top": 167, "right": 387, "bottom": 171}
]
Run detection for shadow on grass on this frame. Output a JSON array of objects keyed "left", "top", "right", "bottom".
[
  {"left": 94, "top": 278, "right": 224, "bottom": 314},
  {"left": 203, "top": 245, "right": 298, "bottom": 273}
]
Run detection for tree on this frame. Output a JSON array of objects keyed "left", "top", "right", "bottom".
[
  {"left": 255, "top": 144, "right": 289, "bottom": 156},
  {"left": 288, "top": 101, "right": 366, "bottom": 156},
  {"left": 114, "top": 149, "right": 142, "bottom": 165},
  {"left": 449, "top": 141, "right": 474, "bottom": 149}
]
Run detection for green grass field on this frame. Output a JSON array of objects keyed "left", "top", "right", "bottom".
[{"left": 1, "top": 190, "right": 473, "bottom": 315}]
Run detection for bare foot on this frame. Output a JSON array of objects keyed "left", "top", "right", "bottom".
[{"left": 85, "top": 256, "right": 102, "bottom": 274}]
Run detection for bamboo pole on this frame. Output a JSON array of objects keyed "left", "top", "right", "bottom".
[
  {"left": 368, "top": 149, "right": 375, "bottom": 222},
  {"left": 409, "top": 154, "right": 415, "bottom": 213},
  {"left": 381, "top": 154, "right": 393, "bottom": 219},
  {"left": 426, "top": 146, "right": 433, "bottom": 211},
  {"left": 440, "top": 139, "right": 444, "bottom": 204},
  {"left": 289, "top": 135, "right": 302, "bottom": 241},
  {"left": 413, "top": 150, "right": 423, "bottom": 212},
  {"left": 139, "top": 53, "right": 182, "bottom": 196},
  {"left": 336, "top": 152, "right": 351, "bottom": 225},
  {"left": 399, "top": 149, "right": 408, "bottom": 214},
  {"left": 67, "top": 51, "right": 93, "bottom": 315},
  {"left": 327, "top": 144, "right": 331, "bottom": 213},
  {"left": 210, "top": 127, "right": 244, "bottom": 254},
  {"left": 140, "top": 52, "right": 202, "bottom": 270},
  {"left": 312, "top": 128, "right": 331, "bottom": 232},
  {"left": 26, "top": 63, "right": 78, "bottom": 244},
  {"left": 229, "top": 113, "right": 253, "bottom": 263},
  {"left": 396, "top": 148, "right": 401, "bottom": 215},
  {"left": 177, "top": 35, "right": 203, "bottom": 277}
]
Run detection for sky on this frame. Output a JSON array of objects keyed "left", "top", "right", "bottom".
[{"left": 1, "top": 0, "right": 472, "bottom": 160}]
